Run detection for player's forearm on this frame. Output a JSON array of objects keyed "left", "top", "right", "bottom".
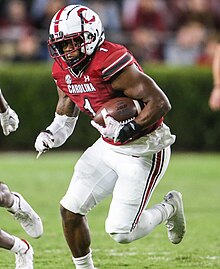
[
  {"left": 0, "top": 89, "right": 8, "bottom": 113},
  {"left": 56, "top": 86, "right": 78, "bottom": 116},
  {"left": 46, "top": 113, "right": 79, "bottom": 147}
]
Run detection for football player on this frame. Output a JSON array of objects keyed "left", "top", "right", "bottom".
[
  {"left": 35, "top": 5, "right": 186, "bottom": 269},
  {"left": 0, "top": 89, "right": 43, "bottom": 269}
]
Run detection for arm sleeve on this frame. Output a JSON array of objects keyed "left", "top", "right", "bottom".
[{"left": 46, "top": 112, "right": 79, "bottom": 147}]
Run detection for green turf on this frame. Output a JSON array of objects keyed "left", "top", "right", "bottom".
[{"left": 0, "top": 152, "right": 220, "bottom": 269}]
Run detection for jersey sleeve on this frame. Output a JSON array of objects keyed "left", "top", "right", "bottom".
[
  {"left": 101, "top": 49, "right": 134, "bottom": 81},
  {"left": 52, "top": 61, "right": 66, "bottom": 87},
  {"left": 52, "top": 61, "right": 59, "bottom": 81}
]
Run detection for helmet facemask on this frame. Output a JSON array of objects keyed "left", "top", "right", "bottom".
[{"left": 48, "top": 31, "right": 94, "bottom": 69}]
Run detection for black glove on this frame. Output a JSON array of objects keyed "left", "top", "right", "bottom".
[{"left": 117, "top": 120, "right": 142, "bottom": 143}]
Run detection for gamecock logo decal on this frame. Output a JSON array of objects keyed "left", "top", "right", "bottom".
[{"left": 77, "top": 8, "right": 95, "bottom": 23}]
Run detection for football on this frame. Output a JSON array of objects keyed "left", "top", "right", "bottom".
[{"left": 93, "top": 97, "right": 144, "bottom": 126}]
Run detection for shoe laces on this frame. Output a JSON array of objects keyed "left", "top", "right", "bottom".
[
  {"left": 16, "top": 251, "right": 32, "bottom": 268},
  {"left": 14, "top": 210, "right": 33, "bottom": 227},
  {"left": 165, "top": 221, "right": 174, "bottom": 231},
  {"left": 164, "top": 192, "right": 174, "bottom": 202},
  {"left": 16, "top": 252, "right": 25, "bottom": 267}
]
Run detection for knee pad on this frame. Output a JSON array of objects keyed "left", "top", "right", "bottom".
[
  {"left": 60, "top": 188, "right": 97, "bottom": 216},
  {"left": 109, "top": 232, "right": 131, "bottom": 244}
]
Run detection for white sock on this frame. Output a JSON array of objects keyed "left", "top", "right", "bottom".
[
  {"left": 155, "top": 201, "right": 175, "bottom": 220},
  {"left": 72, "top": 249, "right": 95, "bottom": 269},
  {"left": 7, "top": 194, "right": 20, "bottom": 213},
  {"left": 10, "top": 236, "right": 29, "bottom": 254}
]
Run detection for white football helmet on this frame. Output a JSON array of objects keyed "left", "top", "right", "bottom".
[{"left": 48, "top": 5, "right": 105, "bottom": 69}]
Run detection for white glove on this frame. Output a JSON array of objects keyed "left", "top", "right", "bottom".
[
  {"left": 91, "top": 109, "right": 123, "bottom": 142},
  {"left": 34, "top": 130, "right": 54, "bottom": 153},
  {"left": 0, "top": 106, "right": 19, "bottom": 136}
]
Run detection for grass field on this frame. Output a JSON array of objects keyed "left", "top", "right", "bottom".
[{"left": 0, "top": 152, "right": 220, "bottom": 269}]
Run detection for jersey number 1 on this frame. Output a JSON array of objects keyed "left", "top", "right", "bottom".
[{"left": 84, "top": 98, "right": 96, "bottom": 117}]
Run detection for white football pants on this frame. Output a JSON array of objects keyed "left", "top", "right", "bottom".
[{"left": 60, "top": 123, "right": 174, "bottom": 234}]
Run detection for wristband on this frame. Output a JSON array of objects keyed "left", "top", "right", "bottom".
[{"left": 117, "top": 120, "right": 142, "bottom": 143}]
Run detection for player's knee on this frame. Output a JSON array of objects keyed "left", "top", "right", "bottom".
[
  {"left": 60, "top": 204, "right": 74, "bottom": 221},
  {"left": 60, "top": 204, "right": 84, "bottom": 226},
  {"left": 105, "top": 218, "right": 131, "bottom": 244},
  {"left": 109, "top": 232, "right": 131, "bottom": 244}
]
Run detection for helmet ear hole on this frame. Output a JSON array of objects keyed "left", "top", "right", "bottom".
[
  {"left": 87, "top": 33, "right": 95, "bottom": 41},
  {"left": 49, "top": 34, "right": 54, "bottom": 41}
]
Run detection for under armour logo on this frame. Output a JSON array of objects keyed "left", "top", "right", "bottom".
[{"left": 84, "top": 76, "right": 90, "bottom": 82}]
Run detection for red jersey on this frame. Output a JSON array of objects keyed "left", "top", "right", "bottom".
[
  {"left": 52, "top": 40, "right": 163, "bottom": 143},
  {"left": 52, "top": 40, "right": 141, "bottom": 118}
]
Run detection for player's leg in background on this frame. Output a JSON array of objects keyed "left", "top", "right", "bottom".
[
  {"left": 0, "top": 181, "right": 43, "bottom": 238},
  {"left": 0, "top": 229, "right": 34, "bottom": 268},
  {"left": 0, "top": 183, "right": 34, "bottom": 267},
  {"left": 0, "top": 229, "right": 15, "bottom": 249},
  {"left": 0, "top": 181, "right": 14, "bottom": 208}
]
